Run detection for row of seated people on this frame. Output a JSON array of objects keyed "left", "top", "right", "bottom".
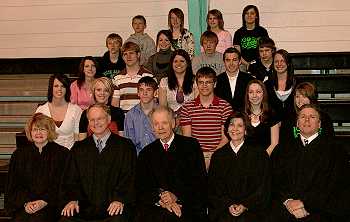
[
  {"left": 97, "top": 5, "right": 268, "bottom": 79},
  {"left": 5, "top": 102, "right": 350, "bottom": 222}
]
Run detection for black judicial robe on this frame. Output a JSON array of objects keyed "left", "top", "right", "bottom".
[
  {"left": 271, "top": 135, "right": 340, "bottom": 222},
  {"left": 6, "top": 142, "right": 69, "bottom": 221},
  {"left": 208, "top": 142, "right": 270, "bottom": 222},
  {"left": 135, "top": 134, "right": 207, "bottom": 222},
  {"left": 59, "top": 134, "right": 136, "bottom": 221}
]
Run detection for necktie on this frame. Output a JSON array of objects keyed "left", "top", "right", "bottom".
[
  {"left": 97, "top": 139, "right": 103, "bottom": 153},
  {"left": 163, "top": 143, "right": 169, "bottom": 151},
  {"left": 304, "top": 139, "right": 308, "bottom": 146}
]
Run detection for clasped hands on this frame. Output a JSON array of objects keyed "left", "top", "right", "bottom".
[
  {"left": 61, "top": 200, "right": 124, "bottom": 217},
  {"left": 284, "top": 199, "right": 310, "bottom": 219},
  {"left": 24, "top": 200, "right": 47, "bottom": 214},
  {"left": 158, "top": 190, "right": 182, "bottom": 217},
  {"left": 228, "top": 204, "right": 247, "bottom": 217}
]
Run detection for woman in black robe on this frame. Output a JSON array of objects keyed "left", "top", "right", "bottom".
[
  {"left": 5, "top": 113, "right": 69, "bottom": 222},
  {"left": 208, "top": 112, "right": 270, "bottom": 222}
]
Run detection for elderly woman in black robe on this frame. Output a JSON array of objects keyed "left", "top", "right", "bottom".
[
  {"left": 5, "top": 113, "right": 69, "bottom": 222},
  {"left": 208, "top": 112, "right": 270, "bottom": 222}
]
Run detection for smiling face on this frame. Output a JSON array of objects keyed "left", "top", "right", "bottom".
[
  {"left": 297, "top": 107, "right": 321, "bottom": 138},
  {"left": 228, "top": 117, "right": 246, "bottom": 146},
  {"left": 295, "top": 90, "right": 311, "bottom": 109},
  {"left": 172, "top": 55, "right": 187, "bottom": 75},
  {"left": 158, "top": 33, "right": 171, "bottom": 50},
  {"left": 152, "top": 110, "right": 175, "bottom": 143},
  {"left": 224, "top": 52, "right": 241, "bottom": 75},
  {"left": 197, "top": 76, "right": 215, "bottom": 97},
  {"left": 274, "top": 53, "right": 288, "bottom": 74},
  {"left": 31, "top": 124, "right": 48, "bottom": 147},
  {"left": 248, "top": 83, "right": 264, "bottom": 106},
  {"left": 84, "top": 59, "right": 97, "bottom": 78},
  {"left": 87, "top": 107, "right": 111, "bottom": 138},
  {"left": 52, "top": 78, "right": 66, "bottom": 100},
  {"left": 94, "top": 81, "right": 110, "bottom": 104}
]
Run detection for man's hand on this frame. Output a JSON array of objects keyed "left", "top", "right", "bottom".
[
  {"left": 285, "top": 199, "right": 304, "bottom": 214},
  {"left": 24, "top": 200, "right": 48, "bottom": 214},
  {"left": 159, "top": 200, "right": 182, "bottom": 217},
  {"left": 159, "top": 191, "right": 178, "bottom": 205},
  {"left": 61, "top": 201, "right": 79, "bottom": 217},
  {"left": 107, "top": 201, "right": 124, "bottom": 216}
]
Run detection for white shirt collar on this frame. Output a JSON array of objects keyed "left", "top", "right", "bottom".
[
  {"left": 300, "top": 132, "right": 319, "bottom": 146},
  {"left": 160, "top": 133, "right": 175, "bottom": 147},
  {"left": 230, "top": 140, "right": 244, "bottom": 154}
]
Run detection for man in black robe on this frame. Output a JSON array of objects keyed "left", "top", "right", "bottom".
[
  {"left": 135, "top": 106, "right": 207, "bottom": 222},
  {"left": 59, "top": 104, "right": 136, "bottom": 222}
]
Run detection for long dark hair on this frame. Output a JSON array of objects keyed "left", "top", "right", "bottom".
[
  {"left": 47, "top": 73, "right": 71, "bottom": 102},
  {"left": 242, "top": 5, "right": 260, "bottom": 28},
  {"left": 168, "top": 8, "right": 186, "bottom": 35},
  {"left": 244, "top": 79, "right": 270, "bottom": 123},
  {"left": 271, "top": 49, "right": 295, "bottom": 91},
  {"left": 168, "top": 49, "right": 194, "bottom": 95},
  {"left": 77, "top": 56, "right": 98, "bottom": 89}
]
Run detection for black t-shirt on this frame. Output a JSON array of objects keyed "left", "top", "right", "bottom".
[
  {"left": 233, "top": 26, "right": 269, "bottom": 63},
  {"left": 248, "top": 59, "right": 273, "bottom": 82},
  {"left": 99, "top": 51, "right": 126, "bottom": 79}
]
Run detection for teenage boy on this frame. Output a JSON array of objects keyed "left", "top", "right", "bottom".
[
  {"left": 100, "top": 33, "right": 126, "bottom": 78},
  {"left": 124, "top": 77, "right": 158, "bottom": 155},
  {"left": 112, "top": 42, "right": 153, "bottom": 111},
  {"left": 215, "top": 47, "right": 254, "bottom": 111},
  {"left": 180, "top": 67, "right": 233, "bottom": 169},
  {"left": 192, "top": 31, "right": 225, "bottom": 75},
  {"left": 248, "top": 37, "right": 276, "bottom": 82},
  {"left": 126, "top": 15, "right": 156, "bottom": 66}
]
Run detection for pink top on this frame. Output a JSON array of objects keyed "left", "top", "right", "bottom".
[
  {"left": 201, "top": 30, "right": 232, "bottom": 54},
  {"left": 70, "top": 80, "right": 94, "bottom": 110}
]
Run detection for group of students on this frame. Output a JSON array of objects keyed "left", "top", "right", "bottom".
[{"left": 5, "top": 4, "right": 350, "bottom": 222}]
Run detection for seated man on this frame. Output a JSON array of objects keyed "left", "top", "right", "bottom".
[
  {"left": 124, "top": 76, "right": 158, "bottom": 155},
  {"left": 192, "top": 31, "right": 225, "bottom": 75},
  {"left": 135, "top": 106, "right": 207, "bottom": 222},
  {"left": 59, "top": 104, "right": 136, "bottom": 222}
]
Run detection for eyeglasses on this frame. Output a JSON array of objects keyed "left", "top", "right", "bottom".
[
  {"left": 31, "top": 127, "right": 47, "bottom": 133},
  {"left": 197, "top": 80, "right": 214, "bottom": 86}
]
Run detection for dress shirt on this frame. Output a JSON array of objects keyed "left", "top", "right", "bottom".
[{"left": 93, "top": 130, "right": 111, "bottom": 152}]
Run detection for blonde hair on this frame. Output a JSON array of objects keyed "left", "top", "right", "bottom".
[
  {"left": 92, "top": 77, "right": 114, "bottom": 104},
  {"left": 25, "top": 113, "right": 57, "bottom": 142}
]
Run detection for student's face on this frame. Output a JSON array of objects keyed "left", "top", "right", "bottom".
[
  {"left": 158, "top": 34, "right": 171, "bottom": 50},
  {"left": 202, "top": 39, "right": 217, "bottom": 54},
  {"left": 248, "top": 83, "right": 264, "bottom": 106},
  {"left": 94, "top": 81, "right": 110, "bottom": 104},
  {"left": 122, "top": 50, "right": 140, "bottom": 67},
  {"left": 137, "top": 83, "right": 156, "bottom": 104},
  {"left": 152, "top": 111, "right": 175, "bottom": 142},
  {"left": 259, "top": 47, "right": 273, "bottom": 63},
  {"left": 106, "top": 39, "right": 121, "bottom": 55},
  {"left": 224, "top": 52, "right": 241, "bottom": 74},
  {"left": 52, "top": 78, "right": 66, "bottom": 100},
  {"left": 88, "top": 107, "right": 111, "bottom": 138},
  {"left": 84, "top": 60, "right": 97, "bottom": 78},
  {"left": 170, "top": 13, "right": 181, "bottom": 29},
  {"left": 197, "top": 76, "right": 215, "bottom": 97},
  {"left": 244, "top": 8, "right": 257, "bottom": 25},
  {"left": 228, "top": 118, "right": 246, "bottom": 144},
  {"left": 31, "top": 124, "right": 48, "bottom": 146},
  {"left": 132, "top": 19, "right": 146, "bottom": 34},
  {"left": 172, "top": 55, "right": 187, "bottom": 75},
  {"left": 208, "top": 14, "right": 219, "bottom": 29},
  {"left": 295, "top": 91, "right": 311, "bottom": 109},
  {"left": 274, "top": 53, "right": 288, "bottom": 74},
  {"left": 297, "top": 107, "right": 321, "bottom": 138}
]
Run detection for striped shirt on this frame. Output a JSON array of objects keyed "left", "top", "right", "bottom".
[
  {"left": 180, "top": 96, "right": 233, "bottom": 152},
  {"left": 112, "top": 66, "right": 153, "bottom": 111}
]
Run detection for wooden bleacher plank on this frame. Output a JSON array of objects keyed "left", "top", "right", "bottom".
[{"left": 0, "top": 101, "right": 39, "bottom": 116}]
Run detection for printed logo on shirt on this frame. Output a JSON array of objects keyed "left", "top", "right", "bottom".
[{"left": 241, "top": 36, "right": 259, "bottom": 50}]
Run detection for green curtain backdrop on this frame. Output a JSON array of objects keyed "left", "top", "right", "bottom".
[{"left": 187, "top": 0, "right": 208, "bottom": 55}]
